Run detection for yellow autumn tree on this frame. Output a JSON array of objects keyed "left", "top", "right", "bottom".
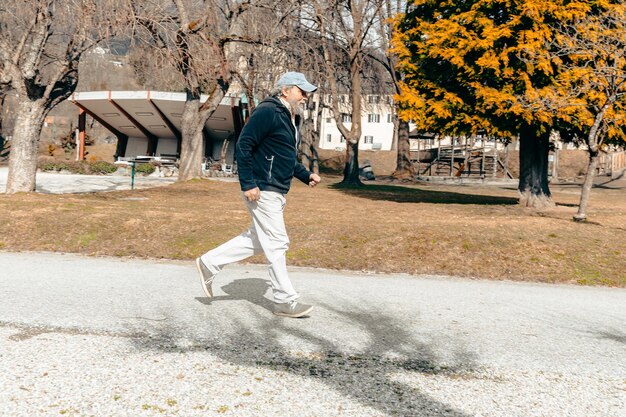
[{"left": 391, "top": 0, "right": 601, "bottom": 208}]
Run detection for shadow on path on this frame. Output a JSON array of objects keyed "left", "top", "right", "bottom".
[
  {"left": 592, "top": 329, "right": 626, "bottom": 345},
  {"left": 130, "top": 278, "right": 476, "bottom": 416},
  {"left": 195, "top": 278, "right": 274, "bottom": 313}
]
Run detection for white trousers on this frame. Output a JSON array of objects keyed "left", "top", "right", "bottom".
[{"left": 200, "top": 191, "right": 298, "bottom": 303}]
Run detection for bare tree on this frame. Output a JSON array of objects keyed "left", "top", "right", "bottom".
[
  {"left": 297, "top": 97, "right": 321, "bottom": 173},
  {"left": 558, "top": 12, "right": 626, "bottom": 221},
  {"left": 276, "top": 24, "right": 327, "bottom": 174},
  {"left": 130, "top": 0, "right": 233, "bottom": 180},
  {"left": 305, "top": 0, "right": 384, "bottom": 185},
  {"left": 229, "top": 5, "right": 298, "bottom": 112},
  {"left": 0, "top": 0, "right": 127, "bottom": 193},
  {"left": 130, "top": 0, "right": 300, "bottom": 180},
  {"left": 378, "top": 0, "right": 415, "bottom": 179},
  {"left": 526, "top": 8, "right": 626, "bottom": 220},
  {"left": 0, "top": 94, "right": 8, "bottom": 161}
]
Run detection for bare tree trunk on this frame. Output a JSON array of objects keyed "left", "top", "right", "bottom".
[
  {"left": 518, "top": 125, "right": 554, "bottom": 208},
  {"left": 574, "top": 149, "right": 599, "bottom": 221},
  {"left": 299, "top": 136, "right": 319, "bottom": 172},
  {"left": 573, "top": 103, "right": 610, "bottom": 221},
  {"left": 341, "top": 141, "right": 361, "bottom": 185},
  {"left": 6, "top": 99, "right": 46, "bottom": 193},
  {"left": 299, "top": 100, "right": 320, "bottom": 173},
  {"left": 392, "top": 118, "right": 415, "bottom": 179},
  {"left": 0, "top": 95, "right": 4, "bottom": 136},
  {"left": 309, "top": 144, "right": 319, "bottom": 174},
  {"left": 178, "top": 99, "right": 205, "bottom": 181},
  {"left": 313, "top": 0, "right": 372, "bottom": 186},
  {"left": 0, "top": 95, "right": 5, "bottom": 158},
  {"left": 390, "top": 116, "right": 398, "bottom": 151},
  {"left": 306, "top": 99, "right": 326, "bottom": 175}
]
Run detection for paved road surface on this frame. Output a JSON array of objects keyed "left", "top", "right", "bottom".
[{"left": 0, "top": 251, "right": 624, "bottom": 416}]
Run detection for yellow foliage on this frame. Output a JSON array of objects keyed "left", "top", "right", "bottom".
[{"left": 391, "top": 0, "right": 626, "bottom": 144}]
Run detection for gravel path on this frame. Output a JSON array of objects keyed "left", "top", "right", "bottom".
[
  {"left": 0, "top": 251, "right": 624, "bottom": 416},
  {"left": 0, "top": 167, "right": 176, "bottom": 194}
]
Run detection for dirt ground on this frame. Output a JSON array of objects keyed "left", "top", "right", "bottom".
[{"left": 0, "top": 173, "right": 624, "bottom": 287}]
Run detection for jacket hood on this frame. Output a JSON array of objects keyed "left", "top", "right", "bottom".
[{"left": 262, "top": 96, "right": 288, "bottom": 111}]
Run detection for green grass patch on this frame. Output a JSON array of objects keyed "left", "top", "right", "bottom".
[{"left": 76, "top": 231, "right": 98, "bottom": 247}]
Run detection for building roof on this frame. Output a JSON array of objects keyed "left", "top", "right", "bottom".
[{"left": 71, "top": 91, "right": 241, "bottom": 141}]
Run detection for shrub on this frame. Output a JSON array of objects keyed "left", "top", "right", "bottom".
[
  {"left": 89, "top": 161, "right": 117, "bottom": 175},
  {"left": 64, "top": 161, "right": 88, "bottom": 174},
  {"left": 38, "top": 160, "right": 81, "bottom": 173},
  {"left": 39, "top": 161, "right": 65, "bottom": 172},
  {"left": 135, "top": 163, "right": 156, "bottom": 175}
]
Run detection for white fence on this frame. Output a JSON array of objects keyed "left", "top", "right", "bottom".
[{"left": 599, "top": 151, "right": 625, "bottom": 178}]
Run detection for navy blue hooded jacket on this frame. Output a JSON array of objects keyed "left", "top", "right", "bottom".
[{"left": 236, "top": 97, "right": 312, "bottom": 194}]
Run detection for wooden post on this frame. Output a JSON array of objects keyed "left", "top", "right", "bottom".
[
  {"left": 492, "top": 140, "right": 497, "bottom": 178},
  {"left": 481, "top": 138, "right": 486, "bottom": 178},
  {"left": 462, "top": 136, "right": 469, "bottom": 177},
  {"left": 504, "top": 140, "right": 510, "bottom": 176},
  {"left": 416, "top": 135, "right": 421, "bottom": 175},
  {"left": 78, "top": 108, "right": 86, "bottom": 161},
  {"left": 450, "top": 137, "right": 455, "bottom": 176},
  {"left": 553, "top": 147, "right": 559, "bottom": 179},
  {"left": 467, "top": 135, "right": 476, "bottom": 177},
  {"left": 434, "top": 136, "right": 440, "bottom": 176}
]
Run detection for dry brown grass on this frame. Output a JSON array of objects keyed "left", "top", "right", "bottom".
[{"left": 0, "top": 176, "right": 624, "bottom": 286}]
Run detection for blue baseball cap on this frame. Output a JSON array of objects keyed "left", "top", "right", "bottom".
[{"left": 276, "top": 72, "right": 318, "bottom": 92}]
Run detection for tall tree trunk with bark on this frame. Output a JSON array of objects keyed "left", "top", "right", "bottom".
[
  {"left": 177, "top": 85, "right": 228, "bottom": 181},
  {"left": 392, "top": 118, "right": 415, "bottom": 179},
  {"left": 342, "top": 141, "right": 361, "bottom": 185},
  {"left": 178, "top": 98, "right": 205, "bottom": 181},
  {"left": 518, "top": 124, "right": 553, "bottom": 208},
  {"left": 6, "top": 100, "right": 47, "bottom": 193},
  {"left": 574, "top": 148, "right": 599, "bottom": 221},
  {"left": 573, "top": 102, "right": 610, "bottom": 221},
  {"left": 313, "top": 0, "right": 378, "bottom": 187},
  {"left": 0, "top": 95, "right": 6, "bottom": 158},
  {"left": 299, "top": 100, "right": 320, "bottom": 173}
]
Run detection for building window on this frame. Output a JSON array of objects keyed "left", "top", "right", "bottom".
[
  {"left": 338, "top": 95, "right": 346, "bottom": 103},
  {"left": 340, "top": 137, "right": 345, "bottom": 143},
  {"left": 364, "top": 135, "right": 374, "bottom": 144},
  {"left": 368, "top": 95, "right": 380, "bottom": 104},
  {"left": 326, "top": 134, "right": 332, "bottom": 142},
  {"left": 387, "top": 113, "right": 392, "bottom": 123},
  {"left": 342, "top": 113, "right": 352, "bottom": 123},
  {"left": 326, "top": 117, "right": 332, "bottom": 123},
  {"left": 368, "top": 114, "right": 380, "bottom": 123}
]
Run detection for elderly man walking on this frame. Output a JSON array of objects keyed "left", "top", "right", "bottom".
[{"left": 195, "top": 72, "right": 321, "bottom": 318}]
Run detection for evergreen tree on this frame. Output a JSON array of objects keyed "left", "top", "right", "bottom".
[{"left": 391, "top": 0, "right": 600, "bottom": 207}]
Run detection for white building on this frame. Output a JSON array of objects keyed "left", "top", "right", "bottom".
[{"left": 315, "top": 94, "right": 398, "bottom": 151}]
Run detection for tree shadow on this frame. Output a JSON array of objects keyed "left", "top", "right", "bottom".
[
  {"left": 590, "top": 329, "right": 626, "bottom": 345},
  {"left": 195, "top": 277, "right": 274, "bottom": 313},
  {"left": 127, "top": 278, "right": 477, "bottom": 416},
  {"left": 330, "top": 182, "right": 518, "bottom": 205},
  {"left": 554, "top": 176, "right": 626, "bottom": 190}
]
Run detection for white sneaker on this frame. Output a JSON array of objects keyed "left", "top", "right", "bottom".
[
  {"left": 273, "top": 301, "right": 313, "bottom": 318},
  {"left": 195, "top": 257, "right": 216, "bottom": 298}
]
